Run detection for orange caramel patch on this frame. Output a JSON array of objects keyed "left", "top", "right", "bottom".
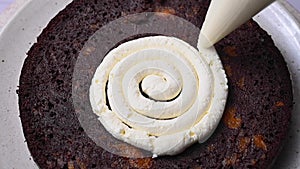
[
  {"left": 76, "top": 158, "right": 87, "bottom": 169},
  {"left": 253, "top": 135, "right": 267, "bottom": 151},
  {"left": 192, "top": 6, "right": 200, "bottom": 14},
  {"left": 223, "top": 107, "right": 242, "bottom": 129},
  {"left": 155, "top": 7, "right": 176, "bottom": 15},
  {"left": 275, "top": 101, "right": 285, "bottom": 107},
  {"left": 237, "top": 77, "right": 245, "bottom": 89},
  {"left": 238, "top": 137, "right": 251, "bottom": 152},
  {"left": 251, "top": 159, "right": 257, "bottom": 165},
  {"left": 223, "top": 46, "right": 238, "bottom": 57},
  {"left": 89, "top": 24, "right": 98, "bottom": 30},
  {"left": 207, "top": 144, "right": 216, "bottom": 152},
  {"left": 68, "top": 161, "right": 75, "bottom": 169},
  {"left": 129, "top": 158, "right": 153, "bottom": 169},
  {"left": 224, "top": 153, "right": 238, "bottom": 166},
  {"left": 224, "top": 65, "right": 233, "bottom": 77},
  {"left": 247, "top": 21, "right": 254, "bottom": 28}
]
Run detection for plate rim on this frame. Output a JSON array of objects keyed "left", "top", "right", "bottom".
[{"left": 0, "top": 1, "right": 299, "bottom": 168}]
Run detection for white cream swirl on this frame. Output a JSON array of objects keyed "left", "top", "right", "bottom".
[{"left": 89, "top": 36, "right": 228, "bottom": 156}]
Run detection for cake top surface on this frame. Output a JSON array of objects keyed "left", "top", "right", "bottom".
[{"left": 0, "top": 0, "right": 299, "bottom": 169}]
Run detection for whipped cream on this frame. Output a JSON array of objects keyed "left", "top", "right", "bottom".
[{"left": 89, "top": 36, "right": 228, "bottom": 156}]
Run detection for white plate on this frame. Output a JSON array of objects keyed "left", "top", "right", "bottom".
[{"left": 0, "top": 1, "right": 299, "bottom": 168}]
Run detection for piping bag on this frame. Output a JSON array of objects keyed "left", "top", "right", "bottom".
[{"left": 199, "top": 0, "right": 275, "bottom": 48}]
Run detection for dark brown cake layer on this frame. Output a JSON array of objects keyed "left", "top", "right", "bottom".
[{"left": 18, "top": 0, "right": 293, "bottom": 168}]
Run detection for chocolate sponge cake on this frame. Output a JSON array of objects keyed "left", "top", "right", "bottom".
[{"left": 18, "top": 0, "right": 293, "bottom": 168}]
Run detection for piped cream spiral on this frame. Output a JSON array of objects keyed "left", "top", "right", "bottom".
[{"left": 89, "top": 36, "right": 228, "bottom": 156}]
